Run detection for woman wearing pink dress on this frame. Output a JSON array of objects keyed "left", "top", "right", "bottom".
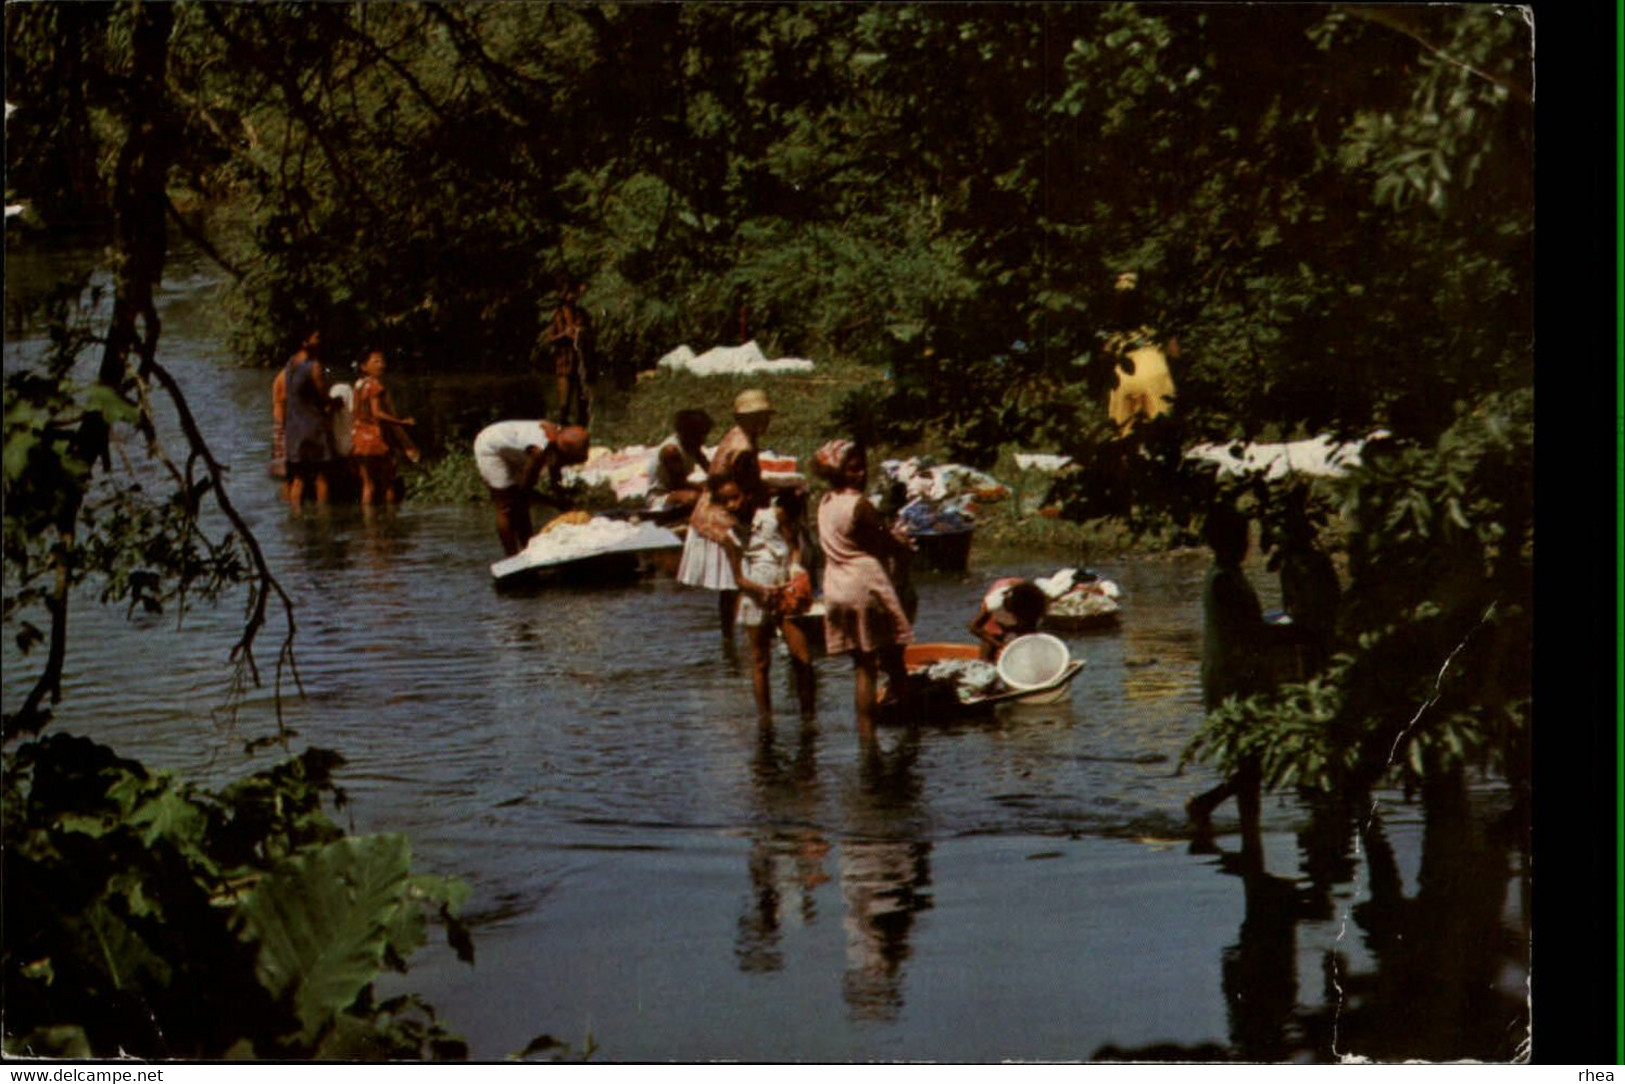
[{"left": 814, "top": 440, "right": 914, "bottom": 734}]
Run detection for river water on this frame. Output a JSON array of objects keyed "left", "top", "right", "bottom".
[{"left": 2, "top": 242, "right": 1529, "bottom": 1063}]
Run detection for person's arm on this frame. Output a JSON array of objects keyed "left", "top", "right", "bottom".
[
  {"left": 376, "top": 386, "right": 421, "bottom": 463},
  {"left": 968, "top": 605, "right": 1004, "bottom": 654},
  {"left": 853, "top": 497, "right": 912, "bottom": 559},
  {"left": 272, "top": 371, "right": 286, "bottom": 423},
  {"left": 518, "top": 445, "right": 550, "bottom": 492},
  {"left": 373, "top": 385, "right": 414, "bottom": 428},
  {"left": 536, "top": 450, "right": 580, "bottom": 510}
]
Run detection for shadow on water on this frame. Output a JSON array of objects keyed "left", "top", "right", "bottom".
[{"left": 1094, "top": 786, "right": 1530, "bottom": 1063}]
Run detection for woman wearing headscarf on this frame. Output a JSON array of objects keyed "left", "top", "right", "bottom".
[{"left": 813, "top": 439, "right": 914, "bottom": 734}]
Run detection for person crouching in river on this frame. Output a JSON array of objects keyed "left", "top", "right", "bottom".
[
  {"left": 650, "top": 408, "right": 713, "bottom": 519},
  {"left": 678, "top": 389, "right": 775, "bottom": 638},
  {"left": 814, "top": 440, "right": 914, "bottom": 735},
  {"left": 473, "top": 420, "right": 590, "bottom": 555},
  {"left": 350, "top": 349, "right": 420, "bottom": 505},
  {"left": 968, "top": 578, "right": 1048, "bottom": 661}
]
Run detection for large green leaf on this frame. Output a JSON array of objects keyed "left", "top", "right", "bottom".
[{"left": 235, "top": 834, "right": 416, "bottom": 1045}]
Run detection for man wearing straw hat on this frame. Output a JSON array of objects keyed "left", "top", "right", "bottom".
[{"left": 677, "top": 388, "right": 775, "bottom": 638}]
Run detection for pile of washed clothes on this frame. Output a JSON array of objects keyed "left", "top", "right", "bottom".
[
  {"left": 919, "top": 658, "right": 1004, "bottom": 705},
  {"left": 878, "top": 457, "right": 1009, "bottom": 534},
  {"left": 517, "top": 514, "right": 666, "bottom": 564},
  {"left": 1035, "top": 567, "right": 1121, "bottom": 622}
]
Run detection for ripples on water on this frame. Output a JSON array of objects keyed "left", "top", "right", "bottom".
[{"left": 2, "top": 244, "right": 1528, "bottom": 1062}]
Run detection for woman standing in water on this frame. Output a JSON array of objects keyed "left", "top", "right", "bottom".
[
  {"left": 282, "top": 331, "right": 334, "bottom": 506},
  {"left": 678, "top": 389, "right": 775, "bottom": 639},
  {"left": 814, "top": 440, "right": 914, "bottom": 734}
]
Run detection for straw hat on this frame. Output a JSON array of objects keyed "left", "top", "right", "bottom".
[{"left": 733, "top": 389, "right": 774, "bottom": 416}]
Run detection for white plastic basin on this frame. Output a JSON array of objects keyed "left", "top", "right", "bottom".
[{"left": 996, "top": 633, "right": 1071, "bottom": 690}]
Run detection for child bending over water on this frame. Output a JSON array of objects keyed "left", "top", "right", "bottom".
[
  {"left": 813, "top": 440, "right": 914, "bottom": 735},
  {"left": 968, "top": 578, "right": 1048, "bottom": 661}
]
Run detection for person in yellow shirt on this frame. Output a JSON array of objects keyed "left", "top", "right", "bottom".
[{"left": 1104, "top": 271, "right": 1178, "bottom": 431}]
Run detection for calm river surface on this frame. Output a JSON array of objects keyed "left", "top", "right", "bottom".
[{"left": 3, "top": 243, "right": 1529, "bottom": 1062}]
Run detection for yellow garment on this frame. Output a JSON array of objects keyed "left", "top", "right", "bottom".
[
  {"left": 1107, "top": 343, "right": 1176, "bottom": 430},
  {"left": 540, "top": 510, "right": 592, "bottom": 534}
]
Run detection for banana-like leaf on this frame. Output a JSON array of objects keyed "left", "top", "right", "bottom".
[{"left": 235, "top": 834, "right": 416, "bottom": 1045}]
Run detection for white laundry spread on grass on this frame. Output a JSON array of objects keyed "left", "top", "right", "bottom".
[
  {"left": 1013, "top": 453, "right": 1075, "bottom": 473},
  {"left": 564, "top": 444, "right": 804, "bottom": 503},
  {"left": 879, "top": 458, "right": 1010, "bottom": 503},
  {"left": 562, "top": 445, "right": 663, "bottom": 501},
  {"left": 656, "top": 340, "right": 816, "bottom": 377},
  {"left": 1016, "top": 436, "right": 1384, "bottom": 481},
  {"left": 1185, "top": 433, "right": 1384, "bottom": 480}
]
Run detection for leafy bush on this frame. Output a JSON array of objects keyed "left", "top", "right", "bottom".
[
  {"left": 1182, "top": 390, "right": 1532, "bottom": 803},
  {"left": 3, "top": 734, "right": 473, "bottom": 1060}
]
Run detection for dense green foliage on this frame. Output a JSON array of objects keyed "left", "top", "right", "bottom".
[
  {"left": 4, "top": 734, "right": 472, "bottom": 1059},
  {"left": 1182, "top": 388, "right": 1533, "bottom": 806},
  {"left": 5, "top": 3, "right": 475, "bottom": 1058}
]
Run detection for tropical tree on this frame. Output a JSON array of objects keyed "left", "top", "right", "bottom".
[{"left": 4, "top": 2, "right": 473, "bottom": 1057}]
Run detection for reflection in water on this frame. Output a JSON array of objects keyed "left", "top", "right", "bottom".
[
  {"left": 1203, "top": 787, "right": 1526, "bottom": 1062},
  {"left": 1094, "top": 786, "right": 1527, "bottom": 1063},
  {"left": 733, "top": 719, "right": 935, "bottom": 1025},
  {"left": 737, "top": 721, "right": 829, "bottom": 974},
  {"left": 1322, "top": 796, "right": 1528, "bottom": 1062},
  {"left": 839, "top": 733, "right": 932, "bottom": 1024},
  {"left": 1220, "top": 864, "right": 1301, "bottom": 1061}
]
